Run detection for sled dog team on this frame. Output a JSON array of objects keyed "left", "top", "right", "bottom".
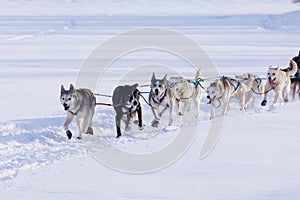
[{"left": 60, "top": 57, "right": 299, "bottom": 139}]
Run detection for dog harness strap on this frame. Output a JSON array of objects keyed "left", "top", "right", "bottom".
[
  {"left": 68, "top": 106, "right": 80, "bottom": 115},
  {"left": 152, "top": 91, "right": 167, "bottom": 105},
  {"left": 227, "top": 78, "right": 240, "bottom": 92}
]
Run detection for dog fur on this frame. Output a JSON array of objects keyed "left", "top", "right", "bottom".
[
  {"left": 206, "top": 77, "right": 247, "bottom": 119},
  {"left": 112, "top": 83, "right": 143, "bottom": 138},
  {"left": 149, "top": 73, "right": 174, "bottom": 127},
  {"left": 170, "top": 69, "right": 202, "bottom": 117},
  {"left": 235, "top": 73, "right": 264, "bottom": 108},
  {"left": 261, "top": 60, "right": 298, "bottom": 106},
  {"left": 60, "top": 84, "right": 96, "bottom": 139}
]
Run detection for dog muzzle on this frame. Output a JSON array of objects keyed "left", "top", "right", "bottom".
[{"left": 63, "top": 103, "right": 70, "bottom": 110}]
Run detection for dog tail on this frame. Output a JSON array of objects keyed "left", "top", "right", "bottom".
[
  {"left": 195, "top": 68, "right": 202, "bottom": 79},
  {"left": 287, "top": 60, "right": 298, "bottom": 77}
]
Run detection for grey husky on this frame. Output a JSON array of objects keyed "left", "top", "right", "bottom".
[
  {"left": 60, "top": 84, "right": 96, "bottom": 139},
  {"left": 149, "top": 73, "right": 174, "bottom": 127}
]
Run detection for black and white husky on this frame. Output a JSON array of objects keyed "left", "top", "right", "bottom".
[
  {"left": 60, "top": 84, "right": 96, "bottom": 139},
  {"left": 149, "top": 73, "right": 174, "bottom": 127},
  {"left": 112, "top": 83, "right": 143, "bottom": 138}
]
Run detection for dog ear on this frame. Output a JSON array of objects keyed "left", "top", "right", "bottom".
[
  {"left": 275, "top": 66, "right": 279, "bottom": 70},
  {"left": 162, "top": 74, "right": 167, "bottom": 83},
  {"left": 61, "top": 85, "right": 66, "bottom": 94},
  {"left": 70, "top": 84, "right": 75, "bottom": 92},
  {"left": 217, "top": 80, "right": 223, "bottom": 92},
  {"left": 132, "top": 83, "right": 138, "bottom": 89},
  {"left": 151, "top": 73, "right": 156, "bottom": 83}
]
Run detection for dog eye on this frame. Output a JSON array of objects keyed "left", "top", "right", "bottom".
[
  {"left": 62, "top": 98, "right": 65, "bottom": 100},
  {"left": 272, "top": 73, "right": 275, "bottom": 76},
  {"left": 68, "top": 98, "right": 71, "bottom": 101},
  {"left": 158, "top": 84, "right": 162, "bottom": 87},
  {"left": 267, "top": 73, "right": 270, "bottom": 75}
]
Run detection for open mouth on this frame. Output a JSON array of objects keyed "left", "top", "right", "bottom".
[
  {"left": 268, "top": 78, "right": 276, "bottom": 86},
  {"left": 64, "top": 106, "right": 70, "bottom": 110},
  {"left": 207, "top": 97, "right": 215, "bottom": 104}
]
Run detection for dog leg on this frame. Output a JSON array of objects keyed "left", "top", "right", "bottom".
[
  {"left": 125, "top": 113, "right": 131, "bottom": 131},
  {"left": 151, "top": 107, "right": 160, "bottom": 127},
  {"left": 115, "top": 113, "right": 122, "bottom": 138},
  {"left": 261, "top": 83, "right": 271, "bottom": 106},
  {"left": 273, "top": 89, "right": 283, "bottom": 104},
  {"left": 175, "top": 99, "right": 182, "bottom": 116},
  {"left": 221, "top": 96, "right": 230, "bottom": 116},
  {"left": 76, "top": 117, "right": 83, "bottom": 139},
  {"left": 85, "top": 108, "right": 94, "bottom": 135},
  {"left": 168, "top": 102, "right": 173, "bottom": 126},
  {"left": 63, "top": 112, "right": 74, "bottom": 139},
  {"left": 137, "top": 104, "right": 144, "bottom": 130}
]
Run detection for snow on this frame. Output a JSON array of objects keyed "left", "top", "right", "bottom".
[{"left": 1, "top": 0, "right": 300, "bottom": 199}]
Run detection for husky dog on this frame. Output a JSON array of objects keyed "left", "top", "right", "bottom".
[
  {"left": 149, "top": 73, "right": 174, "bottom": 127},
  {"left": 207, "top": 77, "right": 247, "bottom": 119},
  {"left": 235, "top": 73, "right": 264, "bottom": 108},
  {"left": 171, "top": 69, "right": 202, "bottom": 117},
  {"left": 281, "top": 51, "right": 300, "bottom": 100},
  {"left": 261, "top": 60, "right": 298, "bottom": 106},
  {"left": 60, "top": 84, "right": 96, "bottom": 139},
  {"left": 112, "top": 83, "right": 143, "bottom": 138}
]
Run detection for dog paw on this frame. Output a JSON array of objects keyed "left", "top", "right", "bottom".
[
  {"left": 85, "top": 127, "right": 93, "bottom": 135},
  {"left": 261, "top": 100, "right": 267, "bottom": 106},
  {"left": 139, "top": 125, "right": 145, "bottom": 130},
  {"left": 178, "top": 112, "right": 184, "bottom": 116},
  {"left": 66, "top": 130, "right": 72, "bottom": 139},
  {"left": 116, "top": 134, "right": 122, "bottom": 138},
  {"left": 133, "top": 120, "right": 139, "bottom": 125},
  {"left": 284, "top": 98, "right": 289, "bottom": 103},
  {"left": 151, "top": 120, "right": 159, "bottom": 128},
  {"left": 125, "top": 126, "right": 131, "bottom": 131}
]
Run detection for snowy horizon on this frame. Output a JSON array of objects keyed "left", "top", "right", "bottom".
[{"left": 0, "top": 0, "right": 299, "bottom": 16}]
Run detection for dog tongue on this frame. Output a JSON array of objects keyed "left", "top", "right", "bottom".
[
  {"left": 269, "top": 79, "right": 276, "bottom": 86},
  {"left": 207, "top": 99, "right": 212, "bottom": 104}
]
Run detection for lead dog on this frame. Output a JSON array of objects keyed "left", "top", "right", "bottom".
[
  {"left": 112, "top": 83, "right": 143, "bottom": 138},
  {"left": 207, "top": 76, "right": 247, "bottom": 119},
  {"left": 60, "top": 84, "right": 96, "bottom": 139},
  {"left": 261, "top": 60, "right": 298, "bottom": 106},
  {"left": 149, "top": 73, "right": 174, "bottom": 127},
  {"left": 170, "top": 69, "right": 202, "bottom": 117}
]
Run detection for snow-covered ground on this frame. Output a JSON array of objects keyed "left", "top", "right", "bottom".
[{"left": 1, "top": 1, "right": 300, "bottom": 199}]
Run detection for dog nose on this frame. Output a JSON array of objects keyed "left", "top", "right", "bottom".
[
  {"left": 133, "top": 100, "right": 138, "bottom": 106},
  {"left": 155, "top": 89, "right": 159, "bottom": 95},
  {"left": 63, "top": 103, "right": 68, "bottom": 107},
  {"left": 207, "top": 95, "right": 210, "bottom": 99}
]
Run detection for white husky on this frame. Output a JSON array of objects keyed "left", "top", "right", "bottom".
[
  {"left": 235, "top": 73, "right": 264, "bottom": 108},
  {"left": 207, "top": 77, "right": 247, "bottom": 119},
  {"left": 170, "top": 69, "right": 202, "bottom": 117},
  {"left": 60, "top": 84, "right": 96, "bottom": 139},
  {"left": 261, "top": 60, "right": 298, "bottom": 106}
]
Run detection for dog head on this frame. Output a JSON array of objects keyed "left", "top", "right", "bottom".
[
  {"left": 60, "top": 84, "right": 77, "bottom": 111},
  {"left": 206, "top": 80, "right": 224, "bottom": 104},
  {"left": 267, "top": 66, "right": 279, "bottom": 85},
  {"left": 125, "top": 84, "right": 140, "bottom": 113},
  {"left": 151, "top": 73, "right": 167, "bottom": 97}
]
